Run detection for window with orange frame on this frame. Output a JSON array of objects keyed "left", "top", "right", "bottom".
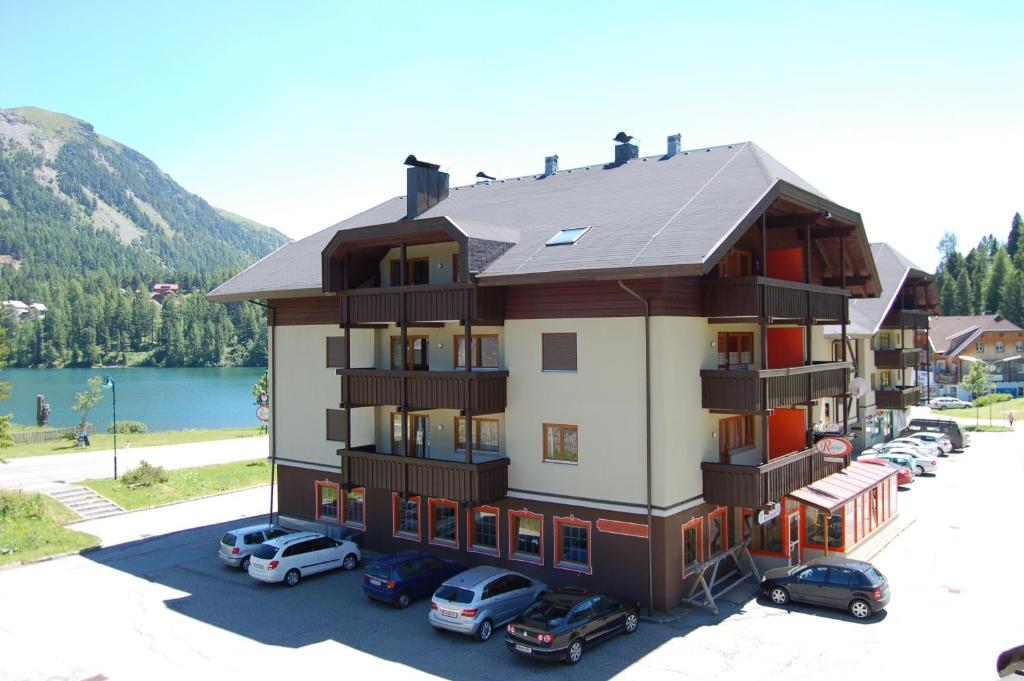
[
  {"left": 509, "top": 509, "right": 544, "bottom": 565},
  {"left": 468, "top": 505, "right": 500, "bottom": 556},
  {"left": 343, "top": 487, "right": 366, "bottom": 529},
  {"left": 554, "top": 516, "right": 592, "bottom": 574},
  {"left": 391, "top": 493, "right": 421, "bottom": 541},
  {"left": 315, "top": 480, "right": 340, "bottom": 523},
  {"left": 681, "top": 517, "right": 703, "bottom": 575},
  {"left": 707, "top": 507, "right": 727, "bottom": 556},
  {"left": 428, "top": 498, "right": 459, "bottom": 548}
]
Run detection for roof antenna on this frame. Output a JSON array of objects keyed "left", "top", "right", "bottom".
[{"left": 475, "top": 171, "right": 496, "bottom": 182}]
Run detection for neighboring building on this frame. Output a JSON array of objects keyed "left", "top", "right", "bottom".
[
  {"left": 929, "top": 315, "right": 1024, "bottom": 398},
  {"left": 27, "top": 302, "right": 47, "bottom": 318},
  {"left": 825, "top": 244, "right": 938, "bottom": 451},
  {"left": 210, "top": 135, "right": 898, "bottom": 611},
  {"left": 150, "top": 283, "right": 179, "bottom": 303}
]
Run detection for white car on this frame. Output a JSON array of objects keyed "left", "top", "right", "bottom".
[
  {"left": 888, "top": 437, "right": 942, "bottom": 458},
  {"left": 929, "top": 396, "right": 971, "bottom": 410},
  {"left": 873, "top": 446, "right": 938, "bottom": 475},
  {"left": 219, "top": 524, "right": 293, "bottom": 570},
  {"left": 904, "top": 432, "right": 953, "bottom": 454},
  {"left": 248, "top": 531, "right": 360, "bottom": 586}
]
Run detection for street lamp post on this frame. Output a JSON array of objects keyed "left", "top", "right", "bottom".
[{"left": 102, "top": 376, "right": 117, "bottom": 480}]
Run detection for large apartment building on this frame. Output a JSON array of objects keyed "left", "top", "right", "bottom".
[
  {"left": 928, "top": 315, "right": 1024, "bottom": 398},
  {"left": 210, "top": 135, "right": 898, "bottom": 611}
]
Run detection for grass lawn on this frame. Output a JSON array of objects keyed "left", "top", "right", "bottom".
[
  {"left": 0, "top": 491, "right": 99, "bottom": 566},
  {"left": 964, "top": 425, "right": 1014, "bottom": 432},
  {"left": 0, "top": 427, "right": 265, "bottom": 460},
  {"left": 83, "top": 459, "right": 271, "bottom": 510},
  {"left": 938, "top": 396, "right": 1024, "bottom": 421}
]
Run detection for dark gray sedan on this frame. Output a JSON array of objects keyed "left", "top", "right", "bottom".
[{"left": 761, "top": 556, "right": 890, "bottom": 620}]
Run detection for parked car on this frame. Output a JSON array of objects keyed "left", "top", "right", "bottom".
[
  {"left": 875, "top": 449, "right": 937, "bottom": 475},
  {"left": 218, "top": 524, "right": 292, "bottom": 570},
  {"left": 248, "top": 531, "right": 360, "bottom": 586},
  {"left": 505, "top": 591, "right": 640, "bottom": 665},
  {"left": 858, "top": 457, "right": 914, "bottom": 486},
  {"left": 929, "top": 396, "right": 971, "bottom": 410},
  {"left": 761, "top": 556, "right": 891, "bottom": 620},
  {"left": 903, "top": 417, "right": 968, "bottom": 450},
  {"left": 903, "top": 431, "right": 953, "bottom": 454},
  {"left": 888, "top": 437, "right": 942, "bottom": 458},
  {"left": 429, "top": 566, "right": 547, "bottom": 641},
  {"left": 363, "top": 552, "right": 465, "bottom": 608}
]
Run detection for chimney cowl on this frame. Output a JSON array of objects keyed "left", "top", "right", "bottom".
[
  {"left": 613, "top": 131, "right": 639, "bottom": 165},
  {"left": 667, "top": 133, "right": 682, "bottom": 157},
  {"left": 405, "top": 155, "right": 449, "bottom": 219},
  {"left": 544, "top": 155, "right": 559, "bottom": 175}
]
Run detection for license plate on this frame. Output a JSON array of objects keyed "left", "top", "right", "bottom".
[
  {"left": 515, "top": 644, "right": 532, "bottom": 654},
  {"left": 441, "top": 609, "right": 459, "bottom": 619},
  {"left": 370, "top": 579, "right": 382, "bottom": 586}
]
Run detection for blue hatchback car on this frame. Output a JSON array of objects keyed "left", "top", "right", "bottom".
[{"left": 363, "top": 552, "right": 466, "bottom": 609}]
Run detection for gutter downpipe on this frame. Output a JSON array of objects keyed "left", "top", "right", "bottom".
[
  {"left": 250, "top": 300, "right": 276, "bottom": 526},
  {"left": 618, "top": 280, "right": 654, "bottom": 615}
]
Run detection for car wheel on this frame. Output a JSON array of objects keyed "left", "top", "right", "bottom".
[
  {"left": 284, "top": 569, "right": 301, "bottom": 587},
  {"left": 566, "top": 639, "right": 583, "bottom": 665},
  {"left": 476, "top": 618, "right": 493, "bottom": 642},
  {"left": 624, "top": 611, "right": 639, "bottom": 634},
  {"left": 342, "top": 553, "right": 358, "bottom": 571},
  {"left": 768, "top": 586, "right": 790, "bottom": 606},
  {"left": 849, "top": 599, "right": 872, "bottom": 620},
  {"left": 240, "top": 556, "right": 250, "bottom": 571},
  {"left": 395, "top": 591, "right": 411, "bottom": 609},
  {"left": 916, "top": 465, "right": 925, "bottom": 476}
]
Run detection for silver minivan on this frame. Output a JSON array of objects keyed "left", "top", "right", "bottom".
[
  {"left": 218, "top": 524, "right": 292, "bottom": 570},
  {"left": 429, "top": 566, "right": 547, "bottom": 641}
]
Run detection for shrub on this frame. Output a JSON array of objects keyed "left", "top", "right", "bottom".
[
  {"left": 974, "top": 393, "right": 1012, "bottom": 407},
  {"left": 120, "top": 460, "right": 168, "bottom": 487},
  {"left": 108, "top": 421, "right": 147, "bottom": 434},
  {"left": 0, "top": 491, "right": 45, "bottom": 520}
]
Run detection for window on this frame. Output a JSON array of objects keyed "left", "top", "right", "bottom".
[
  {"left": 541, "top": 333, "right": 577, "bottom": 371},
  {"left": 976, "top": 341, "right": 985, "bottom": 352},
  {"left": 315, "top": 480, "right": 339, "bottom": 522},
  {"left": 545, "top": 226, "right": 590, "bottom": 246},
  {"left": 681, "top": 518, "right": 703, "bottom": 575},
  {"left": 455, "top": 417, "right": 499, "bottom": 452},
  {"left": 554, "top": 516, "right": 592, "bottom": 573},
  {"left": 468, "top": 505, "right": 499, "bottom": 555},
  {"left": 742, "top": 507, "right": 784, "bottom": 554},
  {"left": 390, "top": 335, "right": 429, "bottom": 370},
  {"left": 391, "top": 493, "right": 421, "bottom": 540},
  {"left": 719, "top": 415, "right": 754, "bottom": 461},
  {"left": 804, "top": 506, "right": 844, "bottom": 550},
  {"left": 707, "top": 508, "right": 727, "bottom": 556},
  {"left": 509, "top": 510, "right": 544, "bottom": 564},
  {"left": 543, "top": 423, "right": 578, "bottom": 463},
  {"left": 1017, "top": 340, "right": 1024, "bottom": 353},
  {"left": 455, "top": 334, "right": 499, "bottom": 368},
  {"left": 482, "top": 577, "right": 509, "bottom": 600},
  {"left": 343, "top": 487, "right": 365, "bottom": 529},
  {"left": 718, "top": 247, "right": 753, "bottom": 278},
  {"left": 996, "top": 341, "right": 1005, "bottom": 353},
  {"left": 718, "top": 332, "right": 753, "bottom": 368},
  {"left": 428, "top": 498, "right": 458, "bottom": 547},
  {"left": 797, "top": 566, "right": 830, "bottom": 583},
  {"left": 392, "top": 413, "right": 430, "bottom": 457},
  {"left": 389, "top": 257, "right": 429, "bottom": 286}
]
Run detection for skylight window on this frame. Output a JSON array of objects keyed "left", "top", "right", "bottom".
[{"left": 545, "top": 226, "right": 591, "bottom": 246}]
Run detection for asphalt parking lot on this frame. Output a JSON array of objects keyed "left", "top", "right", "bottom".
[{"left": 2, "top": 426, "right": 1022, "bottom": 681}]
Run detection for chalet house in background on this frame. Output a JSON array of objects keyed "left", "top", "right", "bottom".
[
  {"left": 929, "top": 314, "right": 1024, "bottom": 399},
  {"left": 210, "top": 133, "right": 901, "bottom": 611},
  {"left": 149, "top": 283, "right": 179, "bottom": 304}
]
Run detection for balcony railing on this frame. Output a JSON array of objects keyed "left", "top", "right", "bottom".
[
  {"left": 874, "top": 347, "right": 923, "bottom": 370},
  {"left": 340, "top": 283, "right": 505, "bottom": 325},
  {"left": 340, "top": 448, "right": 510, "bottom": 504},
  {"left": 338, "top": 369, "right": 508, "bottom": 413},
  {"left": 700, "top": 362, "right": 850, "bottom": 413},
  {"left": 875, "top": 386, "right": 921, "bottom": 410},
  {"left": 934, "top": 372, "right": 958, "bottom": 385},
  {"left": 701, "top": 447, "right": 849, "bottom": 508},
  {"left": 880, "top": 308, "right": 930, "bottom": 330},
  {"left": 702, "top": 276, "right": 849, "bottom": 324}
]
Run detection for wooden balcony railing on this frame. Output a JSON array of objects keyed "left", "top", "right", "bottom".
[
  {"left": 700, "top": 362, "right": 850, "bottom": 413},
  {"left": 701, "top": 447, "right": 849, "bottom": 508},
  {"left": 340, "top": 448, "right": 510, "bottom": 504},
  {"left": 338, "top": 369, "right": 508, "bottom": 413},
  {"left": 880, "top": 308, "right": 930, "bottom": 330},
  {"left": 702, "top": 276, "right": 849, "bottom": 324},
  {"left": 340, "top": 283, "right": 505, "bottom": 325},
  {"left": 935, "top": 372, "right": 958, "bottom": 385},
  {"left": 874, "top": 347, "right": 923, "bottom": 370},
  {"left": 874, "top": 386, "right": 921, "bottom": 410}
]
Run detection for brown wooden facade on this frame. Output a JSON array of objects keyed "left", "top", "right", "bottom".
[
  {"left": 874, "top": 386, "right": 922, "bottom": 410},
  {"left": 700, "top": 447, "right": 850, "bottom": 509},
  {"left": 338, "top": 369, "right": 508, "bottom": 413},
  {"left": 874, "top": 347, "right": 923, "bottom": 370},
  {"left": 341, "top": 283, "right": 506, "bottom": 325},
  {"left": 702, "top": 277, "right": 849, "bottom": 324},
  {"left": 700, "top": 362, "right": 850, "bottom": 413}
]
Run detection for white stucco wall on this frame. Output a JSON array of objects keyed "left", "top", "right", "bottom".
[{"left": 379, "top": 242, "right": 460, "bottom": 286}]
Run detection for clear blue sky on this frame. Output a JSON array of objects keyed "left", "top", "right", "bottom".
[{"left": 3, "top": 1, "right": 1021, "bottom": 271}]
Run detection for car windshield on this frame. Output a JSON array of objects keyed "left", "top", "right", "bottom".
[
  {"left": 862, "top": 566, "right": 885, "bottom": 585},
  {"left": 366, "top": 563, "right": 392, "bottom": 579},
  {"left": 221, "top": 533, "right": 237, "bottom": 547},
  {"left": 434, "top": 585, "right": 475, "bottom": 604},
  {"left": 522, "top": 600, "right": 571, "bottom": 626},
  {"left": 252, "top": 544, "right": 278, "bottom": 559}
]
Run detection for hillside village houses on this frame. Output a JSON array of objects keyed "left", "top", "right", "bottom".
[
  {"left": 2, "top": 299, "right": 46, "bottom": 320},
  {"left": 210, "top": 133, "right": 927, "bottom": 611},
  {"left": 928, "top": 314, "right": 1024, "bottom": 399}
]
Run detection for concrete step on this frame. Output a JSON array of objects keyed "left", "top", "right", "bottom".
[{"left": 45, "top": 485, "right": 124, "bottom": 519}]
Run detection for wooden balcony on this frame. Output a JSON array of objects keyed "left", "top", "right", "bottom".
[
  {"left": 340, "top": 448, "right": 510, "bottom": 504},
  {"left": 935, "top": 372, "right": 959, "bottom": 385},
  {"left": 702, "top": 276, "right": 849, "bottom": 324},
  {"left": 700, "top": 362, "right": 850, "bottom": 413},
  {"left": 701, "top": 447, "right": 849, "bottom": 508},
  {"left": 340, "top": 283, "right": 505, "bottom": 325},
  {"left": 880, "top": 308, "right": 930, "bottom": 330},
  {"left": 875, "top": 386, "right": 921, "bottom": 410},
  {"left": 874, "top": 347, "right": 923, "bottom": 370},
  {"left": 338, "top": 369, "right": 508, "bottom": 413}
]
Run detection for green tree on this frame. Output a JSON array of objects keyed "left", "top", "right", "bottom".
[
  {"left": 954, "top": 269, "right": 973, "bottom": 315},
  {"left": 71, "top": 376, "right": 105, "bottom": 431},
  {"left": 0, "top": 327, "right": 13, "bottom": 451},
  {"left": 962, "top": 360, "right": 994, "bottom": 426},
  {"left": 1008, "top": 213, "right": 1024, "bottom": 259},
  {"left": 252, "top": 371, "right": 269, "bottom": 402},
  {"left": 1002, "top": 271, "right": 1024, "bottom": 326},
  {"left": 985, "top": 248, "right": 1012, "bottom": 315}
]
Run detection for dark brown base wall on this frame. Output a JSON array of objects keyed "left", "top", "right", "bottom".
[{"left": 277, "top": 464, "right": 728, "bottom": 613}]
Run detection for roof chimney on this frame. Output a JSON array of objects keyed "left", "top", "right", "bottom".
[
  {"left": 613, "top": 132, "right": 638, "bottom": 165},
  {"left": 544, "top": 155, "right": 559, "bottom": 175},
  {"left": 404, "top": 155, "right": 449, "bottom": 219},
  {"left": 666, "top": 133, "right": 682, "bottom": 157}
]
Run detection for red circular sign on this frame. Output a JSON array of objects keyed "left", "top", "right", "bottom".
[
  {"left": 256, "top": 405, "right": 270, "bottom": 423},
  {"left": 815, "top": 437, "right": 852, "bottom": 457}
]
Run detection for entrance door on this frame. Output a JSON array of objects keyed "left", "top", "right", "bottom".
[
  {"left": 410, "top": 415, "right": 430, "bottom": 458},
  {"left": 788, "top": 513, "right": 801, "bottom": 566}
]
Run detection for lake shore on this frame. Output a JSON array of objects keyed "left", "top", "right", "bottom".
[{"left": 1, "top": 427, "right": 265, "bottom": 460}]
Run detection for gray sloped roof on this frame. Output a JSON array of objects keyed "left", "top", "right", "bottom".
[
  {"left": 209, "top": 141, "right": 857, "bottom": 301},
  {"left": 825, "top": 243, "right": 932, "bottom": 337}
]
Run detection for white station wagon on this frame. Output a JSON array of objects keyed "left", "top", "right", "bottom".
[{"left": 248, "top": 531, "right": 360, "bottom": 586}]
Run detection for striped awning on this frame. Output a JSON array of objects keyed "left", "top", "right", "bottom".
[{"left": 788, "top": 462, "right": 896, "bottom": 513}]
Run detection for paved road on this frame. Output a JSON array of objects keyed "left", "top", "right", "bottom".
[
  {"left": 0, "top": 436, "right": 268, "bottom": 492},
  {"left": 0, "top": 430, "right": 1018, "bottom": 680}
]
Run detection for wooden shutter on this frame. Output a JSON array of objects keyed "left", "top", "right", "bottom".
[
  {"left": 542, "top": 333, "right": 577, "bottom": 371},
  {"left": 326, "top": 409, "right": 347, "bottom": 442},
  {"left": 326, "top": 336, "right": 347, "bottom": 368}
]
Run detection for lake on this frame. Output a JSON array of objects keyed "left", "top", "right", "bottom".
[{"left": 0, "top": 367, "right": 267, "bottom": 432}]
